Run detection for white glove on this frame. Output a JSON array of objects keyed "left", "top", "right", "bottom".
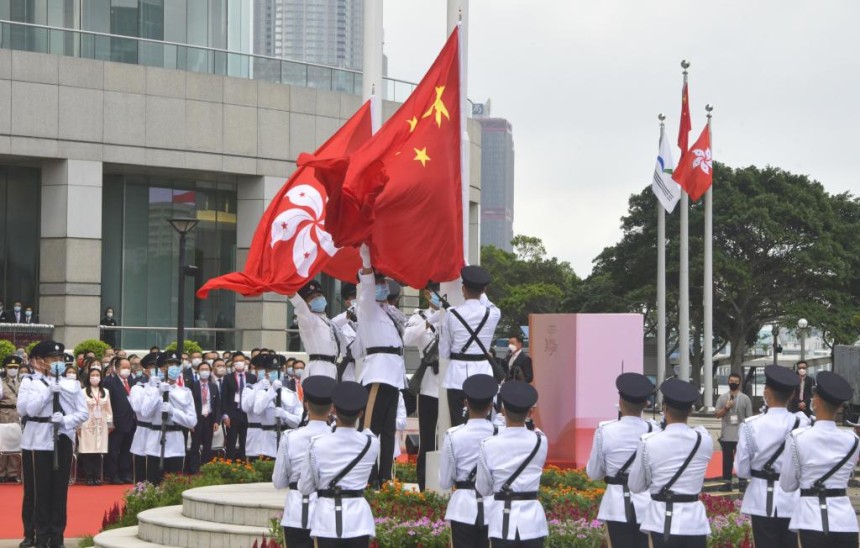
[
  {"left": 258, "top": 379, "right": 271, "bottom": 391},
  {"left": 51, "top": 412, "right": 63, "bottom": 424},
  {"left": 359, "top": 243, "right": 371, "bottom": 269},
  {"left": 159, "top": 382, "right": 171, "bottom": 394},
  {"left": 149, "top": 376, "right": 160, "bottom": 387},
  {"left": 274, "top": 408, "right": 288, "bottom": 420},
  {"left": 52, "top": 382, "right": 62, "bottom": 393},
  {"left": 272, "top": 380, "right": 282, "bottom": 391},
  {"left": 161, "top": 402, "right": 173, "bottom": 415}
]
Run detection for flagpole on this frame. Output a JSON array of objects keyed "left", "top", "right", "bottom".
[
  {"left": 362, "top": 0, "right": 383, "bottom": 129},
  {"left": 703, "top": 104, "right": 714, "bottom": 409},
  {"left": 678, "top": 60, "right": 691, "bottom": 382},
  {"left": 656, "top": 113, "right": 667, "bottom": 405}
]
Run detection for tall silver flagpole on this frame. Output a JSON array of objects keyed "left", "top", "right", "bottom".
[
  {"left": 656, "top": 114, "right": 667, "bottom": 403},
  {"left": 679, "top": 60, "right": 691, "bottom": 382},
  {"left": 703, "top": 104, "right": 715, "bottom": 408},
  {"left": 362, "top": 0, "right": 383, "bottom": 124}
]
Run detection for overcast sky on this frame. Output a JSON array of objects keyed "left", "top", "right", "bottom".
[{"left": 382, "top": 1, "right": 860, "bottom": 277}]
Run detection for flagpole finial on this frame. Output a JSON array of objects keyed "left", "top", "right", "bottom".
[
  {"left": 681, "top": 59, "right": 690, "bottom": 74},
  {"left": 458, "top": 7, "right": 462, "bottom": 21},
  {"left": 658, "top": 112, "right": 666, "bottom": 128},
  {"left": 705, "top": 103, "right": 714, "bottom": 119},
  {"left": 371, "top": 83, "right": 376, "bottom": 95}
]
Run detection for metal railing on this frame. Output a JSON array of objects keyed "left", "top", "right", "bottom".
[
  {"left": 0, "top": 322, "right": 55, "bottom": 346},
  {"left": 0, "top": 20, "right": 418, "bottom": 103},
  {"left": 98, "top": 324, "right": 304, "bottom": 352}
]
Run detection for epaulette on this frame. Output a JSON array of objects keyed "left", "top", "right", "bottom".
[
  {"left": 744, "top": 413, "right": 764, "bottom": 424},
  {"left": 598, "top": 419, "right": 618, "bottom": 428},
  {"left": 641, "top": 429, "right": 661, "bottom": 442},
  {"left": 446, "top": 424, "right": 466, "bottom": 436}
]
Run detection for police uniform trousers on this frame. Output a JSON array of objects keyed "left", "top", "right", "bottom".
[
  {"left": 605, "top": 520, "right": 648, "bottom": 548},
  {"left": 798, "top": 530, "right": 859, "bottom": 548},
  {"left": 416, "top": 394, "right": 438, "bottom": 491},
  {"left": 23, "top": 435, "right": 74, "bottom": 546},
  {"left": 451, "top": 520, "right": 489, "bottom": 548},
  {"left": 188, "top": 413, "right": 216, "bottom": 473},
  {"left": 145, "top": 456, "right": 183, "bottom": 485},
  {"left": 647, "top": 532, "right": 706, "bottom": 548},
  {"left": 489, "top": 533, "right": 545, "bottom": 548},
  {"left": 447, "top": 389, "right": 467, "bottom": 428},
  {"left": 750, "top": 515, "right": 795, "bottom": 548},
  {"left": 105, "top": 424, "right": 135, "bottom": 482},
  {"left": 283, "top": 526, "right": 313, "bottom": 548},
  {"left": 133, "top": 454, "right": 148, "bottom": 484},
  {"left": 313, "top": 536, "right": 370, "bottom": 547},
  {"left": 359, "top": 383, "right": 398, "bottom": 485},
  {"left": 225, "top": 413, "right": 248, "bottom": 460}
]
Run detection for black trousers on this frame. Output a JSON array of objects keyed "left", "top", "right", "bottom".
[
  {"left": 605, "top": 520, "right": 648, "bottom": 548},
  {"left": 798, "top": 530, "right": 859, "bottom": 548},
  {"left": 225, "top": 414, "right": 248, "bottom": 460},
  {"left": 489, "top": 534, "right": 545, "bottom": 547},
  {"left": 451, "top": 520, "right": 489, "bottom": 548},
  {"left": 647, "top": 532, "right": 707, "bottom": 548},
  {"left": 188, "top": 414, "right": 216, "bottom": 473},
  {"left": 283, "top": 526, "right": 313, "bottom": 548},
  {"left": 105, "top": 425, "right": 135, "bottom": 481},
  {"left": 416, "top": 394, "right": 438, "bottom": 491},
  {"left": 314, "top": 536, "right": 370, "bottom": 547},
  {"left": 145, "top": 455, "right": 183, "bottom": 485},
  {"left": 24, "top": 436, "right": 74, "bottom": 545},
  {"left": 447, "top": 388, "right": 467, "bottom": 427},
  {"left": 718, "top": 439, "right": 737, "bottom": 481},
  {"left": 359, "top": 383, "right": 398, "bottom": 485},
  {"left": 751, "top": 515, "right": 796, "bottom": 548},
  {"left": 133, "top": 454, "right": 148, "bottom": 484},
  {"left": 79, "top": 453, "right": 103, "bottom": 481}
]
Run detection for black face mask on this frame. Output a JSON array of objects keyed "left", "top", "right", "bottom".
[{"left": 728, "top": 383, "right": 740, "bottom": 391}]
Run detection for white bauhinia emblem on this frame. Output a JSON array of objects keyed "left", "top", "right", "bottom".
[
  {"left": 691, "top": 147, "right": 713, "bottom": 175},
  {"left": 270, "top": 184, "right": 338, "bottom": 277}
]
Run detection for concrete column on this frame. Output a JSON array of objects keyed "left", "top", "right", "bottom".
[
  {"left": 234, "top": 174, "right": 288, "bottom": 351},
  {"left": 39, "top": 159, "right": 103, "bottom": 347}
]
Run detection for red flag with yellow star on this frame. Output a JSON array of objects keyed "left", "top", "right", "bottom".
[{"left": 300, "top": 28, "right": 463, "bottom": 287}]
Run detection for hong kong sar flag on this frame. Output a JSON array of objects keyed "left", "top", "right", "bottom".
[
  {"left": 196, "top": 101, "right": 372, "bottom": 298},
  {"left": 672, "top": 124, "right": 713, "bottom": 202}
]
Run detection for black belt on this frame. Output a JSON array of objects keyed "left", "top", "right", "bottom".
[
  {"left": 449, "top": 353, "right": 487, "bottom": 362},
  {"left": 308, "top": 354, "right": 337, "bottom": 364},
  {"left": 455, "top": 480, "right": 476, "bottom": 489},
  {"left": 248, "top": 423, "right": 278, "bottom": 431},
  {"left": 493, "top": 491, "right": 538, "bottom": 501},
  {"left": 365, "top": 346, "right": 403, "bottom": 356},
  {"left": 144, "top": 424, "right": 184, "bottom": 432},
  {"left": 0, "top": 404, "right": 16, "bottom": 409},
  {"left": 650, "top": 492, "right": 699, "bottom": 503},
  {"left": 23, "top": 416, "right": 51, "bottom": 424},
  {"left": 137, "top": 421, "right": 153, "bottom": 429},
  {"left": 800, "top": 488, "right": 846, "bottom": 498},
  {"left": 317, "top": 488, "right": 364, "bottom": 498},
  {"left": 456, "top": 481, "right": 488, "bottom": 525},
  {"left": 752, "top": 468, "right": 781, "bottom": 517},
  {"left": 604, "top": 475, "right": 628, "bottom": 486},
  {"left": 606, "top": 474, "right": 636, "bottom": 523},
  {"left": 289, "top": 482, "right": 311, "bottom": 529}
]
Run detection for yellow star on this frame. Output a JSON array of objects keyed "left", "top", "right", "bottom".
[
  {"left": 413, "top": 147, "right": 430, "bottom": 167},
  {"left": 407, "top": 116, "right": 418, "bottom": 133},
  {"left": 422, "top": 86, "right": 450, "bottom": 127}
]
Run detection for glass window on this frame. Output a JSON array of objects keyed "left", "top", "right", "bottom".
[{"left": 0, "top": 166, "right": 41, "bottom": 315}]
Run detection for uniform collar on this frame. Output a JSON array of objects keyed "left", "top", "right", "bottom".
[
  {"left": 813, "top": 420, "right": 838, "bottom": 430},
  {"left": 466, "top": 418, "right": 492, "bottom": 426},
  {"left": 308, "top": 420, "right": 329, "bottom": 427},
  {"left": 619, "top": 415, "right": 644, "bottom": 423},
  {"left": 664, "top": 423, "right": 691, "bottom": 432},
  {"left": 767, "top": 407, "right": 789, "bottom": 415}
]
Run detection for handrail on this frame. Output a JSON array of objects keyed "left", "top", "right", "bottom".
[{"left": 98, "top": 325, "right": 300, "bottom": 335}]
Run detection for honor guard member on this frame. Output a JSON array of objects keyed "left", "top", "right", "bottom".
[
  {"left": 440, "top": 265, "right": 501, "bottom": 427},
  {"left": 289, "top": 280, "right": 345, "bottom": 379},
  {"left": 628, "top": 379, "right": 714, "bottom": 548},
  {"left": 17, "top": 341, "right": 87, "bottom": 548},
  {"left": 331, "top": 283, "right": 359, "bottom": 382},
  {"left": 780, "top": 371, "right": 860, "bottom": 548},
  {"left": 141, "top": 352, "right": 196, "bottom": 484},
  {"left": 735, "top": 365, "right": 811, "bottom": 547},
  {"left": 0, "top": 354, "right": 23, "bottom": 483},
  {"left": 129, "top": 352, "right": 159, "bottom": 483},
  {"left": 273, "top": 376, "right": 337, "bottom": 548},
  {"left": 246, "top": 354, "right": 303, "bottom": 460},
  {"left": 586, "top": 372, "right": 658, "bottom": 548},
  {"left": 476, "top": 381, "right": 547, "bottom": 548},
  {"left": 299, "top": 381, "right": 380, "bottom": 547},
  {"left": 440, "top": 374, "right": 499, "bottom": 548},
  {"left": 356, "top": 243, "right": 407, "bottom": 487},
  {"left": 403, "top": 282, "right": 444, "bottom": 491}
]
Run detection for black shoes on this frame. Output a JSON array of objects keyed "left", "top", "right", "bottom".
[{"left": 18, "top": 537, "right": 35, "bottom": 548}]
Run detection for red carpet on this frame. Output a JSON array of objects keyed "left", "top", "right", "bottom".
[{"left": 0, "top": 483, "right": 129, "bottom": 539}]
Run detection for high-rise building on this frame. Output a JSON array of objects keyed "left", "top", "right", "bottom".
[{"left": 477, "top": 116, "right": 515, "bottom": 252}]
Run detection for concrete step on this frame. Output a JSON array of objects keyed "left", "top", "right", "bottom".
[
  {"left": 93, "top": 526, "right": 180, "bottom": 548},
  {"left": 137, "top": 505, "right": 271, "bottom": 548},
  {"left": 182, "top": 482, "right": 285, "bottom": 528}
]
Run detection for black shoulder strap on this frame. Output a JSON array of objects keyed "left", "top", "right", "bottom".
[
  {"left": 763, "top": 417, "right": 800, "bottom": 471},
  {"left": 502, "top": 432, "right": 543, "bottom": 491},
  {"left": 450, "top": 307, "right": 492, "bottom": 356},
  {"left": 618, "top": 423, "right": 652, "bottom": 475},
  {"left": 813, "top": 436, "right": 859, "bottom": 488},
  {"left": 417, "top": 310, "right": 436, "bottom": 333},
  {"left": 660, "top": 431, "right": 702, "bottom": 494},
  {"left": 383, "top": 307, "right": 404, "bottom": 339},
  {"left": 328, "top": 435, "right": 372, "bottom": 489}
]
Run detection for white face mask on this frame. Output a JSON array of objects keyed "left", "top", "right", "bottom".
[
  {"left": 798, "top": 368, "right": 807, "bottom": 377},
  {"left": 90, "top": 376, "right": 101, "bottom": 386},
  {"left": 7, "top": 368, "right": 18, "bottom": 378},
  {"left": 508, "top": 344, "right": 518, "bottom": 353},
  {"left": 119, "top": 368, "right": 131, "bottom": 379},
  {"left": 191, "top": 358, "right": 202, "bottom": 367},
  {"left": 66, "top": 373, "right": 78, "bottom": 380},
  {"left": 199, "top": 370, "right": 211, "bottom": 380},
  {"left": 233, "top": 362, "right": 246, "bottom": 372},
  {"left": 294, "top": 368, "right": 304, "bottom": 378},
  {"left": 215, "top": 367, "right": 226, "bottom": 376}
]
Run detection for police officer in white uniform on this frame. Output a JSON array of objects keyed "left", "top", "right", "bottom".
[
  {"left": 299, "top": 381, "right": 380, "bottom": 547},
  {"left": 17, "top": 341, "right": 87, "bottom": 548},
  {"left": 245, "top": 354, "right": 303, "bottom": 459},
  {"left": 440, "top": 374, "right": 499, "bottom": 547},
  {"left": 477, "top": 381, "right": 547, "bottom": 548},
  {"left": 273, "top": 375, "right": 337, "bottom": 548},
  {"left": 129, "top": 352, "right": 159, "bottom": 483},
  {"left": 586, "top": 372, "right": 658, "bottom": 548},
  {"left": 331, "top": 283, "right": 358, "bottom": 382},
  {"left": 356, "top": 243, "right": 406, "bottom": 487},
  {"left": 289, "top": 280, "right": 344, "bottom": 379},
  {"left": 141, "top": 352, "right": 196, "bottom": 484},
  {"left": 735, "top": 365, "right": 811, "bottom": 547},
  {"left": 780, "top": 371, "right": 860, "bottom": 548},
  {"left": 440, "top": 265, "right": 501, "bottom": 427},
  {"left": 628, "top": 379, "right": 714, "bottom": 548}
]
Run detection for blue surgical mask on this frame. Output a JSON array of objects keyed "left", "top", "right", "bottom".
[
  {"left": 151, "top": 367, "right": 164, "bottom": 380},
  {"left": 268, "top": 371, "right": 281, "bottom": 381},
  {"left": 286, "top": 367, "right": 295, "bottom": 378},
  {"left": 429, "top": 293, "right": 441, "bottom": 308},
  {"left": 309, "top": 296, "right": 327, "bottom": 313},
  {"left": 375, "top": 284, "right": 389, "bottom": 302},
  {"left": 50, "top": 361, "right": 65, "bottom": 376},
  {"left": 167, "top": 366, "right": 182, "bottom": 380}
]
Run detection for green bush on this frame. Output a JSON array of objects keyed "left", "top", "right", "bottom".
[
  {"left": 0, "top": 339, "right": 15, "bottom": 364},
  {"left": 26, "top": 340, "right": 39, "bottom": 356},
  {"left": 73, "top": 339, "right": 112, "bottom": 359},
  {"left": 164, "top": 340, "right": 203, "bottom": 355}
]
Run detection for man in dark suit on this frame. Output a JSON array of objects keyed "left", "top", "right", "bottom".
[
  {"left": 187, "top": 360, "right": 220, "bottom": 472},
  {"left": 21, "top": 306, "right": 38, "bottom": 324},
  {"left": 10, "top": 301, "right": 23, "bottom": 323},
  {"left": 0, "top": 300, "right": 9, "bottom": 322},
  {"left": 791, "top": 360, "right": 816, "bottom": 416},
  {"left": 503, "top": 334, "right": 533, "bottom": 383},
  {"left": 104, "top": 357, "right": 138, "bottom": 483},
  {"left": 220, "top": 352, "right": 256, "bottom": 460}
]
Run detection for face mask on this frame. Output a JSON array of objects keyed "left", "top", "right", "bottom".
[
  {"left": 191, "top": 358, "right": 202, "bottom": 367},
  {"left": 14, "top": 306, "right": 21, "bottom": 313},
  {"left": 133, "top": 371, "right": 142, "bottom": 378},
  {"left": 508, "top": 344, "right": 518, "bottom": 353},
  {"left": 167, "top": 366, "right": 182, "bottom": 380},
  {"left": 50, "top": 361, "right": 65, "bottom": 376},
  {"left": 66, "top": 372, "right": 78, "bottom": 380},
  {"left": 25, "top": 311, "right": 32, "bottom": 317},
  {"left": 182, "top": 361, "right": 192, "bottom": 370},
  {"left": 119, "top": 368, "right": 131, "bottom": 378},
  {"left": 268, "top": 371, "right": 281, "bottom": 381},
  {"left": 7, "top": 368, "right": 18, "bottom": 378},
  {"left": 294, "top": 368, "right": 304, "bottom": 379},
  {"left": 286, "top": 367, "right": 295, "bottom": 378},
  {"left": 106, "top": 312, "right": 113, "bottom": 318},
  {"left": 798, "top": 369, "right": 807, "bottom": 377},
  {"left": 375, "top": 285, "right": 389, "bottom": 302},
  {"left": 215, "top": 367, "right": 226, "bottom": 376},
  {"left": 309, "top": 296, "right": 327, "bottom": 313},
  {"left": 199, "top": 370, "right": 211, "bottom": 380},
  {"left": 90, "top": 376, "right": 101, "bottom": 386},
  {"left": 150, "top": 367, "right": 164, "bottom": 380},
  {"left": 429, "top": 293, "right": 441, "bottom": 308},
  {"left": 728, "top": 383, "right": 740, "bottom": 391},
  {"left": 234, "top": 362, "right": 246, "bottom": 372}
]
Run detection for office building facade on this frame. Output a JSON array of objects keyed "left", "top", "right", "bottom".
[{"left": 477, "top": 117, "right": 514, "bottom": 252}]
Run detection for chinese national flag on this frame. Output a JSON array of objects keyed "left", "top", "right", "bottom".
[
  {"left": 672, "top": 124, "right": 712, "bottom": 202},
  {"left": 196, "top": 101, "right": 372, "bottom": 298},
  {"left": 300, "top": 28, "right": 463, "bottom": 288},
  {"left": 678, "top": 81, "right": 692, "bottom": 153}
]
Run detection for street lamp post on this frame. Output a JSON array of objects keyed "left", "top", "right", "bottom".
[
  {"left": 168, "top": 218, "right": 199, "bottom": 357},
  {"left": 772, "top": 324, "right": 779, "bottom": 366},
  {"left": 798, "top": 318, "right": 808, "bottom": 362}
]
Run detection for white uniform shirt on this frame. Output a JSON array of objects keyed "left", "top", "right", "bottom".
[
  {"left": 273, "top": 419, "right": 332, "bottom": 529},
  {"left": 299, "top": 427, "right": 380, "bottom": 539},
  {"left": 440, "top": 418, "right": 499, "bottom": 525},
  {"left": 628, "top": 423, "right": 714, "bottom": 536},
  {"left": 477, "top": 427, "right": 548, "bottom": 540},
  {"left": 129, "top": 380, "right": 157, "bottom": 456},
  {"left": 780, "top": 421, "right": 860, "bottom": 533},
  {"left": 332, "top": 309, "right": 358, "bottom": 382},
  {"left": 403, "top": 309, "right": 443, "bottom": 398},
  {"left": 440, "top": 295, "right": 501, "bottom": 390},
  {"left": 17, "top": 373, "right": 87, "bottom": 450},
  {"left": 242, "top": 382, "right": 303, "bottom": 458},
  {"left": 356, "top": 271, "right": 406, "bottom": 388},
  {"left": 735, "top": 408, "right": 811, "bottom": 518},
  {"left": 585, "top": 416, "right": 657, "bottom": 523},
  {"left": 290, "top": 295, "right": 343, "bottom": 379},
  {"left": 140, "top": 384, "right": 197, "bottom": 458}
]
